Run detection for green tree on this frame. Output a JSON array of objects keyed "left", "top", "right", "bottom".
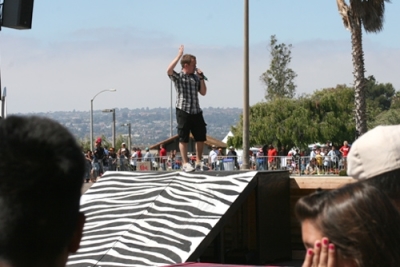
[
  {"left": 336, "top": 0, "right": 390, "bottom": 135},
  {"left": 364, "top": 75, "right": 396, "bottom": 128},
  {"left": 365, "top": 75, "right": 396, "bottom": 111},
  {"left": 260, "top": 35, "right": 297, "bottom": 101},
  {"left": 79, "top": 139, "right": 91, "bottom": 152},
  {"left": 309, "top": 85, "right": 356, "bottom": 144},
  {"left": 370, "top": 109, "right": 400, "bottom": 128},
  {"left": 229, "top": 85, "right": 357, "bottom": 149},
  {"left": 390, "top": 91, "right": 400, "bottom": 109}
]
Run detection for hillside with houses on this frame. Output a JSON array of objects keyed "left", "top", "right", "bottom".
[{"left": 18, "top": 107, "right": 242, "bottom": 146}]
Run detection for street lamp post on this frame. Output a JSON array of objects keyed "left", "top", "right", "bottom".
[
  {"left": 90, "top": 89, "right": 116, "bottom": 151},
  {"left": 102, "top": 109, "right": 116, "bottom": 148},
  {"left": 121, "top": 123, "right": 132, "bottom": 150}
]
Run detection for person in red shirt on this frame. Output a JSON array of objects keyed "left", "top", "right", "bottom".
[
  {"left": 159, "top": 144, "right": 167, "bottom": 171},
  {"left": 267, "top": 144, "right": 278, "bottom": 170},
  {"left": 136, "top": 148, "right": 142, "bottom": 162},
  {"left": 339, "top": 141, "right": 350, "bottom": 170}
]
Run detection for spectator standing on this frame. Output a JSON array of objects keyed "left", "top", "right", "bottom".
[
  {"left": 327, "top": 145, "right": 340, "bottom": 173},
  {"left": 267, "top": 144, "right": 278, "bottom": 170},
  {"left": 84, "top": 150, "right": 92, "bottom": 183},
  {"left": 143, "top": 147, "right": 153, "bottom": 162},
  {"left": 325, "top": 140, "right": 332, "bottom": 150},
  {"left": 208, "top": 145, "right": 218, "bottom": 170},
  {"left": 102, "top": 145, "right": 110, "bottom": 171},
  {"left": 249, "top": 150, "right": 256, "bottom": 169},
  {"left": 322, "top": 147, "right": 330, "bottom": 173},
  {"left": 309, "top": 146, "right": 317, "bottom": 159},
  {"left": 108, "top": 147, "right": 117, "bottom": 171},
  {"left": 167, "top": 45, "right": 208, "bottom": 172},
  {"left": 277, "top": 146, "right": 286, "bottom": 169},
  {"left": 87, "top": 150, "right": 97, "bottom": 183},
  {"left": 159, "top": 144, "right": 167, "bottom": 171},
  {"left": 227, "top": 146, "right": 240, "bottom": 170},
  {"left": 130, "top": 147, "right": 138, "bottom": 171},
  {"left": 339, "top": 140, "right": 350, "bottom": 170},
  {"left": 136, "top": 147, "right": 142, "bottom": 162},
  {"left": 117, "top": 142, "right": 130, "bottom": 171},
  {"left": 293, "top": 149, "right": 301, "bottom": 174},
  {"left": 256, "top": 148, "right": 266, "bottom": 170},
  {"left": 93, "top": 137, "right": 106, "bottom": 179},
  {"left": 172, "top": 150, "right": 181, "bottom": 170},
  {"left": 217, "top": 147, "right": 225, "bottom": 171},
  {"left": 315, "top": 148, "right": 323, "bottom": 171}
]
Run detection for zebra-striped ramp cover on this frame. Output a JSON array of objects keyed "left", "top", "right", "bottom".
[{"left": 67, "top": 171, "right": 258, "bottom": 267}]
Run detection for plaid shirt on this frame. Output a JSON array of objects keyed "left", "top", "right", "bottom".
[{"left": 169, "top": 71, "right": 202, "bottom": 114}]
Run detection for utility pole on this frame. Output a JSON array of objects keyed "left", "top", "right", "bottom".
[{"left": 242, "top": 0, "right": 250, "bottom": 169}]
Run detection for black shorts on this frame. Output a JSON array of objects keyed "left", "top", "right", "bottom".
[{"left": 176, "top": 108, "right": 207, "bottom": 143}]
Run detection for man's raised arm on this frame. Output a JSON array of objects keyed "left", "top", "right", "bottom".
[{"left": 167, "top": 45, "right": 184, "bottom": 76}]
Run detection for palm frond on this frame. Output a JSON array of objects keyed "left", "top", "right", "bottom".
[
  {"left": 350, "top": 0, "right": 391, "bottom": 32},
  {"left": 337, "top": 0, "right": 352, "bottom": 30}
]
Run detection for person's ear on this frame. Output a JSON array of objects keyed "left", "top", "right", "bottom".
[{"left": 68, "top": 212, "right": 86, "bottom": 253}]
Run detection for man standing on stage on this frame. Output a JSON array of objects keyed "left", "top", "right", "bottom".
[{"left": 167, "top": 45, "right": 207, "bottom": 172}]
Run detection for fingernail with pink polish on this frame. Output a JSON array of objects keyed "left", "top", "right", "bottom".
[
  {"left": 308, "top": 249, "right": 314, "bottom": 255},
  {"left": 329, "top": 244, "right": 335, "bottom": 250},
  {"left": 323, "top": 238, "right": 329, "bottom": 245}
]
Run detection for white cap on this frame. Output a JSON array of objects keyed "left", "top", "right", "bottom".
[{"left": 347, "top": 125, "right": 400, "bottom": 180}]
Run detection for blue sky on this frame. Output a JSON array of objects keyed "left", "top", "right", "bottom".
[{"left": 1, "top": 0, "right": 400, "bottom": 113}]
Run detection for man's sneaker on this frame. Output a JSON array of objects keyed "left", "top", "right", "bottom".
[
  {"left": 195, "top": 162, "right": 209, "bottom": 171},
  {"left": 195, "top": 164, "right": 202, "bottom": 171},
  {"left": 182, "top": 162, "right": 195, "bottom": 172}
]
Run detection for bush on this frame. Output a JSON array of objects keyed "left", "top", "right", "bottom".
[{"left": 339, "top": 170, "right": 347, "bottom": 176}]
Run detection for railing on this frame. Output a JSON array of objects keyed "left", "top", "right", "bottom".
[{"left": 96, "top": 154, "right": 347, "bottom": 175}]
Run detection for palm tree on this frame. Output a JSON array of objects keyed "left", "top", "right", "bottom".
[{"left": 336, "top": 0, "right": 390, "bottom": 135}]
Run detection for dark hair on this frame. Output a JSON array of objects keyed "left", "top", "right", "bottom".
[
  {"left": 363, "top": 168, "right": 400, "bottom": 209},
  {"left": 0, "top": 116, "right": 85, "bottom": 266},
  {"left": 295, "top": 182, "right": 400, "bottom": 267}
]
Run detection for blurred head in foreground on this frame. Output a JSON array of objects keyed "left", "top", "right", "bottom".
[{"left": 0, "top": 116, "right": 86, "bottom": 267}]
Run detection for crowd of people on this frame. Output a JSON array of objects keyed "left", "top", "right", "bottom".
[
  {"left": 1, "top": 115, "right": 400, "bottom": 267},
  {"left": 83, "top": 140, "right": 159, "bottom": 182},
  {"left": 81, "top": 139, "right": 354, "bottom": 181},
  {"left": 249, "top": 141, "right": 352, "bottom": 175},
  {"left": 82, "top": 137, "right": 246, "bottom": 181}
]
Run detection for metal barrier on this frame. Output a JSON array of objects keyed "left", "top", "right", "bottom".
[{"left": 110, "top": 154, "right": 346, "bottom": 175}]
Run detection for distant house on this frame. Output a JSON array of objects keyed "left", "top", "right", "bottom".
[
  {"left": 222, "top": 131, "right": 234, "bottom": 144},
  {"left": 149, "top": 134, "right": 227, "bottom": 156},
  {"left": 221, "top": 131, "right": 262, "bottom": 159}
]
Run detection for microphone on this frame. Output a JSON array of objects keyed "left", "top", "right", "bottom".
[{"left": 196, "top": 68, "right": 208, "bottom": 81}]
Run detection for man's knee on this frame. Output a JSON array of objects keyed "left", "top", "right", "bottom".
[{"left": 177, "top": 128, "right": 190, "bottom": 143}]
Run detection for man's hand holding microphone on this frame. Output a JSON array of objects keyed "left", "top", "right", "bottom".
[{"left": 196, "top": 68, "right": 208, "bottom": 81}]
